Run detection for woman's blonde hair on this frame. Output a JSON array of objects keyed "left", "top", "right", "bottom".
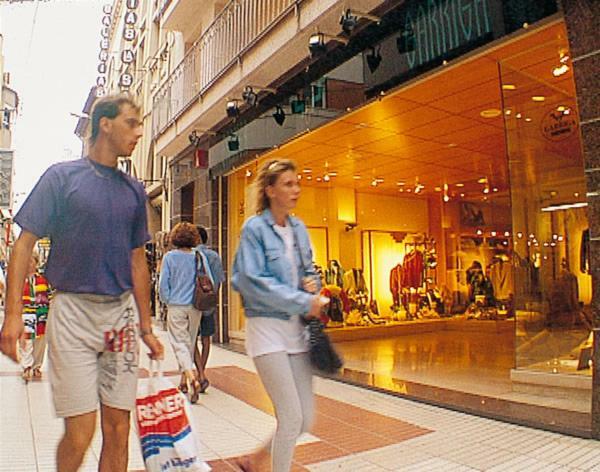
[{"left": 248, "top": 159, "right": 297, "bottom": 215}]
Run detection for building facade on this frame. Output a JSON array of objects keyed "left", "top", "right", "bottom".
[
  {"left": 0, "top": 22, "right": 19, "bottom": 261},
  {"left": 92, "top": 0, "right": 599, "bottom": 437}
]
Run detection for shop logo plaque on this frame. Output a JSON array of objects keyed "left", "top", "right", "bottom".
[{"left": 541, "top": 109, "right": 578, "bottom": 142}]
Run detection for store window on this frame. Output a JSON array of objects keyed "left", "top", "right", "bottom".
[{"left": 501, "top": 38, "right": 592, "bottom": 391}]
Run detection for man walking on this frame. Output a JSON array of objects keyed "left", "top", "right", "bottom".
[
  {"left": 0, "top": 94, "right": 163, "bottom": 472},
  {"left": 194, "top": 225, "right": 224, "bottom": 392}
]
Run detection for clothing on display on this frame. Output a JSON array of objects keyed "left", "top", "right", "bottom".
[
  {"left": 402, "top": 250, "right": 424, "bottom": 289},
  {"left": 581, "top": 229, "right": 590, "bottom": 274},
  {"left": 343, "top": 268, "right": 368, "bottom": 297},
  {"left": 325, "top": 260, "right": 344, "bottom": 288},
  {"left": 389, "top": 264, "right": 403, "bottom": 306},
  {"left": 489, "top": 256, "right": 513, "bottom": 301}
]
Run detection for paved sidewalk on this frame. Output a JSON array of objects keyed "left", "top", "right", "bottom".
[{"left": 1, "top": 321, "right": 600, "bottom": 471}]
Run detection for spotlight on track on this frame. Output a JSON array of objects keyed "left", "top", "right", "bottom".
[
  {"left": 366, "top": 47, "right": 382, "bottom": 73},
  {"left": 227, "top": 134, "right": 239, "bottom": 152},
  {"left": 308, "top": 32, "right": 348, "bottom": 57},
  {"left": 241, "top": 86, "right": 258, "bottom": 107},
  {"left": 272, "top": 106, "right": 286, "bottom": 126},
  {"left": 226, "top": 99, "right": 239, "bottom": 118},
  {"left": 339, "top": 8, "right": 380, "bottom": 35}
]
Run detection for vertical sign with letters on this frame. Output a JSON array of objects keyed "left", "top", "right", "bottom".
[
  {"left": 96, "top": 4, "right": 112, "bottom": 97},
  {"left": 121, "top": 0, "right": 139, "bottom": 91}
]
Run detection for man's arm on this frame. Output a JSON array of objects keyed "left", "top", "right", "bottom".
[
  {"left": 0, "top": 231, "right": 38, "bottom": 362},
  {"left": 131, "top": 247, "right": 164, "bottom": 359}
]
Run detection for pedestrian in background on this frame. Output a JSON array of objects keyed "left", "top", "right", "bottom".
[
  {"left": 193, "top": 225, "right": 225, "bottom": 393},
  {"left": 0, "top": 94, "right": 164, "bottom": 472},
  {"left": 232, "top": 159, "right": 328, "bottom": 472},
  {"left": 159, "top": 222, "right": 203, "bottom": 403},
  {"left": 19, "top": 252, "right": 52, "bottom": 381}
]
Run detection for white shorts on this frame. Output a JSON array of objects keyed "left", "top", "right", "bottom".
[{"left": 47, "top": 291, "right": 139, "bottom": 418}]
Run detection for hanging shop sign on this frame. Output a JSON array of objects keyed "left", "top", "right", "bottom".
[
  {"left": 120, "top": 0, "right": 139, "bottom": 91},
  {"left": 541, "top": 108, "right": 578, "bottom": 142},
  {"left": 96, "top": 5, "right": 112, "bottom": 98}
]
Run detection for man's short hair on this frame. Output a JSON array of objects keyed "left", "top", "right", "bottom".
[
  {"left": 196, "top": 225, "right": 208, "bottom": 245},
  {"left": 89, "top": 94, "right": 140, "bottom": 144}
]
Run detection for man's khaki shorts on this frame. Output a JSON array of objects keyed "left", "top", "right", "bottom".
[{"left": 46, "top": 291, "right": 139, "bottom": 418}]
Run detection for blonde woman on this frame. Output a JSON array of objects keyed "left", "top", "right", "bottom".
[
  {"left": 158, "top": 222, "right": 203, "bottom": 403},
  {"left": 232, "top": 159, "right": 328, "bottom": 472}
]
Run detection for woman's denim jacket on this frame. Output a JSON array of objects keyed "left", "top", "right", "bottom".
[{"left": 231, "top": 209, "right": 320, "bottom": 320}]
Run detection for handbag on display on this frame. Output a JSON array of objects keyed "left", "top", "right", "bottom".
[
  {"left": 305, "top": 318, "right": 343, "bottom": 373},
  {"left": 136, "top": 362, "right": 211, "bottom": 472},
  {"left": 192, "top": 251, "right": 217, "bottom": 311}
]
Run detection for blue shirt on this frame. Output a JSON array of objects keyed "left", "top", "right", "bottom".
[
  {"left": 158, "top": 249, "right": 196, "bottom": 305},
  {"left": 14, "top": 158, "right": 150, "bottom": 296}
]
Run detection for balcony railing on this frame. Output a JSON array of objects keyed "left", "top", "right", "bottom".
[{"left": 153, "top": 0, "right": 298, "bottom": 138}]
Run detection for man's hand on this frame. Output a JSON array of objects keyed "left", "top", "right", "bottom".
[
  {"left": 0, "top": 316, "right": 24, "bottom": 363},
  {"left": 141, "top": 333, "right": 164, "bottom": 360}
]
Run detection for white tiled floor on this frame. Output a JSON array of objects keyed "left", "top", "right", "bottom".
[{"left": 2, "top": 315, "right": 600, "bottom": 471}]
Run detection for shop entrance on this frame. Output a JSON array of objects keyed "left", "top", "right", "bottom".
[{"left": 226, "top": 20, "right": 591, "bottom": 433}]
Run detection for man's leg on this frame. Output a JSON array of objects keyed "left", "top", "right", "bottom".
[
  {"left": 57, "top": 411, "right": 97, "bottom": 472},
  {"left": 99, "top": 404, "right": 130, "bottom": 472}
]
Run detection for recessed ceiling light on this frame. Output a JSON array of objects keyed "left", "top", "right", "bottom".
[
  {"left": 456, "top": 183, "right": 465, "bottom": 187},
  {"left": 493, "top": 187, "right": 499, "bottom": 192},
  {"left": 525, "top": 118, "right": 532, "bottom": 122},
  {"left": 553, "top": 64, "right": 569, "bottom": 77},
  {"left": 316, "top": 177, "right": 322, "bottom": 182},
  {"left": 477, "top": 177, "right": 487, "bottom": 184},
  {"left": 480, "top": 109, "right": 502, "bottom": 118},
  {"left": 557, "top": 106, "right": 566, "bottom": 112},
  {"left": 396, "top": 181, "right": 405, "bottom": 186},
  {"left": 532, "top": 96, "right": 545, "bottom": 102},
  {"left": 447, "top": 143, "right": 457, "bottom": 148},
  {"left": 502, "top": 84, "right": 516, "bottom": 90},
  {"left": 460, "top": 193, "right": 465, "bottom": 197},
  {"left": 303, "top": 168, "right": 312, "bottom": 173},
  {"left": 306, "top": 175, "right": 312, "bottom": 180},
  {"left": 434, "top": 187, "right": 442, "bottom": 192},
  {"left": 505, "top": 109, "right": 512, "bottom": 115},
  {"left": 323, "top": 174, "right": 330, "bottom": 182},
  {"left": 329, "top": 171, "right": 337, "bottom": 176},
  {"left": 353, "top": 175, "right": 361, "bottom": 180},
  {"left": 516, "top": 113, "right": 522, "bottom": 119}
]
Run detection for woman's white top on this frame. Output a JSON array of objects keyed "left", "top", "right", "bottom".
[{"left": 245, "top": 223, "right": 309, "bottom": 358}]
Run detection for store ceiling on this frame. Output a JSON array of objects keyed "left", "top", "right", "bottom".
[{"left": 250, "top": 21, "right": 579, "bottom": 200}]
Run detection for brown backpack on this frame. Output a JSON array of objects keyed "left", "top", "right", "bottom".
[{"left": 192, "top": 251, "right": 217, "bottom": 311}]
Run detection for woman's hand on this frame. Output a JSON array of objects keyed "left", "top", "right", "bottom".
[
  {"left": 306, "top": 295, "right": 329, "bottom": 319},
  {"left": 302, "top": 276, "right": 318, "bottom": 294}
]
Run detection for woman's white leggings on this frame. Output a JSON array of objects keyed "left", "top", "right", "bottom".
[{"left": 253, "top": 351, "right": 314, "bottom": 472}]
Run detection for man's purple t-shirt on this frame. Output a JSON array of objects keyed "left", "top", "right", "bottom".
[{"left": 14, "top": 158, "right": 150, "bottom": 296}]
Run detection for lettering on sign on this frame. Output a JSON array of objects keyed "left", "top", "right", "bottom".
[
  {"left": 123, "top": 27, "right": 136, "bottom": 41},
  {"left": 100, "top": 27, "right": 110, "bottom": 38},
  {"left": 121, "top": 50, "right": 135, "bottom": 64},
  {"left": 102, "top": 4, "right": 112, "bottom": 14},
  {"left": 97, "top": 76, "right": 107, "bottom": 87},
  {"left": 100, "top": 38, "right": 109, "bottom": 50},
  {"left": 541, "top": 109, "right": 578, "bottom": 142},
  {"left": 96, "top": 87, "right": 106, "bottom": 98},
  {"left": 120, "top": 73, "right": 133, "bottom": 87},
  {"left": 124, "top": 11, "right": 137, "bottom": 25},
  {"left": 99, "top": 50, "right": 109, "bottom": 62},
  {"left": 102, "top": 15, "right": 111, "bottom": 27},
  {"left": 402, "top": 0, "right": 492, "bottom": 69},
  {"left": 98, "top": 63, "right": 107, "bottom": 74},
  {"left": 126, "top": 0, "right": 139, "bottom": 8}
]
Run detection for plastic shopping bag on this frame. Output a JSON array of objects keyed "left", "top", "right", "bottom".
[{"left": 136, "top": 362, "right": 210, "bottom": 472}]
